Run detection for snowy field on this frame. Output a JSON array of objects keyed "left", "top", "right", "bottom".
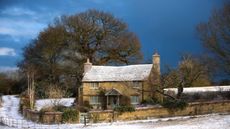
[{"left": 0, "top": 95, "right": 230, "bottom": 129}]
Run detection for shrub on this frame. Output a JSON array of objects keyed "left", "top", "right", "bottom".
[
  {"left": 83, "top": 100, "right": 92, "bottom": 109},
  {"left": 53, "top": 105, "right": 68, "bottom": 112},
  {"left": 62, "top": 108, "right": 78, "bottom": 123},
  {"left": 39, "top": 105, "right": 68, "bottom": 113},
  {"left": 141, "top": 98, "right": 159, "bottom": 105},
  {"left": 40, "top": 106, "right": 55, "bottom": 112},
  {"left": 113, "top": 105, "right": 135, "bottom": 113},
  {"left": 162, "top": 99, "right": 188, "bottom": 110},
  {"left": 19, "top": 91, "right": 32, "bottom": 112},
  {"left": 77, "top": 106, "right": 89, "bottom": 112},
  {"left": 221, "top": 91, "right": 230, "bottom": 99}
]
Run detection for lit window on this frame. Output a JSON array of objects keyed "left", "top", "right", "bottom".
[
  {"left": 90, "top": 83, "right": 99, "bottom": 89},
  {"left": 131, "top": 96, "right": 139, "bottom": 105},
  {"left": 90, "top": 96, "right": 100, "bottom": 105}
]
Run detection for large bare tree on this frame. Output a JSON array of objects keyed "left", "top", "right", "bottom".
[
  {"left": 197, "top": 3, "right": 230, "bottom": 76},
  {"left": 19, "top": 9, "right": 143, "bottom": 98}
]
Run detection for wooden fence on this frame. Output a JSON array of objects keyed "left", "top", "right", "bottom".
[{"left": 0, "top": 116, "right": 62, "bottom": 129}]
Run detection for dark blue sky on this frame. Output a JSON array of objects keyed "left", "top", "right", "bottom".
[{"left": 0, "top": 0, "right": 224, "bottom": 71}]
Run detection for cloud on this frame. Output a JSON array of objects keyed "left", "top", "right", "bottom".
[
  {"left": 0, "top": 47, "right": 16, "bottom": 56},
  {"left": 1, "top": 7, "right": 36, "bottom": 16},
  {"left": 0, "top": 66, "right": 18, "bottom": 72},
  {"left": 0, "top": 18, "right": 46, "bottom": 37}
]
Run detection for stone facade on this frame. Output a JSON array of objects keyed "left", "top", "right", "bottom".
[{"left": 81, "top": 81, "right": 151, "bottom": 109}]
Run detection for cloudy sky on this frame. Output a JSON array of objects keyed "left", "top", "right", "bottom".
[{"left": 0, "top": 0, "right": 225, "bottom": 71}]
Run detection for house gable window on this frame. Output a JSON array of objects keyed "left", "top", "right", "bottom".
[
  {"left": 90, "top": 96, "right": 100, "bottom": 105},
  {"left": 90, "top": 82, "right": 99, "bottom": 89},
  {"left": 130, "top": 96, "right": 139, "bottom": 105}
]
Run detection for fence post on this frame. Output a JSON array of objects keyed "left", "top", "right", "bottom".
[{"left": 84, "top": 116, "right": 86, "bottom": 126}]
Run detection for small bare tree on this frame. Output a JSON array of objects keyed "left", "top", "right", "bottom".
[
  {"left": 46, "top": 85, "right": 67, "bottom": 107},
  {"left": 162, "top": 55, "right": 210, "bottom": 99},
  {"left": 26, "top": 66, "right": 36, "bottom": 110}
]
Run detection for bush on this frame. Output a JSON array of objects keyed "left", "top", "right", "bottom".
[
  {"left": 53, "top": 105, "right": 68, "bottom": 112},
  {"left": 141, "top": 98, "right": 159, "bottom": 105},
  {"left": 39, "top": 105, "right": 68, "bottom": 113},
  {"left": 113, "top": 105, "right": 135, "bottom": 113},
  {"left": 40, "top": 106, "right": 55, "bottom": 112},
  {"left": 162, "top": 99, "right": 188, "bottom": 110},
  {"left": 19, "top": 91, "right": 33, "bottom": 112},
  {"left": 77, "top": 106, "right": 89, "bottom": 112},
  {"left": 83, "top": 100, "right": 92, "bottom": 109},
  {"left": 222, "top": 91, "right": 230, "bottom": 99},
  {"left": 62, "top": 108, "right": 78, "bottom": 123}
]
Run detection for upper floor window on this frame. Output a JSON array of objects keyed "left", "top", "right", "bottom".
[
  {"left": 130, "top": 96, "right": 139, "bottom": 105},
  {"left": 90, "top": 82, "right": 99, "bottom": 89},
  {"left": 133, "top": 81, "right": 141, "bottom": 88}
]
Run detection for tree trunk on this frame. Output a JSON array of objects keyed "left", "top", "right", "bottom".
[{"left": 177, "top": 86, "right": 183, "bottom": 99}]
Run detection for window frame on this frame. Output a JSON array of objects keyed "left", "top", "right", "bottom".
[
  {"left": 90, "top": 82, "right": 99, "bottom": 89},
  {"left": 133, "top": 81, "right": 141, "bottom": 88},
  {"left": 89, "top": 96, "right": 100, "bottom": 105},
  {"left": 130, "top": 95, "right": 139, "bottom": 105}
]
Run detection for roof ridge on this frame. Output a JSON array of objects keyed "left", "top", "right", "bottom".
[{"left": 92, "top": 64, "right": 152, "bottom": 67}]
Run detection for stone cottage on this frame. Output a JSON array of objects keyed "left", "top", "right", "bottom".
[{"left": 79, "top": 52, "right": 160, "bottom": 110}]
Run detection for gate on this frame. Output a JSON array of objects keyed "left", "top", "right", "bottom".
[{"left": 79, "top": 112, "right": 90, "bottom": 124}]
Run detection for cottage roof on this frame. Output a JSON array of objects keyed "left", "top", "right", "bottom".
[{"left": 82, "top": 64, "right": 153, "bottom": 82}]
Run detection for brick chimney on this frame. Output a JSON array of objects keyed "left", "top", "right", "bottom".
[
  {"left": 84, "top": 58, "right": 92, "bottom": 74},
  {"left": 153, "top": 51, "right": 160, "bottom": 74}
]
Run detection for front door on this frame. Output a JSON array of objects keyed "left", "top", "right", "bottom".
[{"left": 108, "top": 96, "right": 119, "bottom": 108}]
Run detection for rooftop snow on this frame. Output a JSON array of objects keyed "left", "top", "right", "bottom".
[{"left": 82, "top": 64, "right": 153, "bottom": 82}]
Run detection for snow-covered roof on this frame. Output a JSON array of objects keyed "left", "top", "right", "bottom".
[{"left": 82, "top": 64, "right": 153, "bottom": 82}]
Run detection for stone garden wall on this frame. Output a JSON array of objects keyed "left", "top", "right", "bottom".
[
  {"left": 22, "top": 100, "right": 230, "bottom": 124},
  {"left": 23, "top": 108, "right": 63, "bottom": 124},
  {"left": 89, "top": 100, "right": 230, "bottom": 122}
]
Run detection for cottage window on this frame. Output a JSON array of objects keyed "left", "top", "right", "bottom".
[
  {"left": 90, "top": 96, "right": 100, "bottom": 104},
  {"left": 90, "top": 82, "right": 99, "bottom": 89},
  {"left": 130, "top": 96, "right": 139, "bottom": 105},
  {"left": 133, "top": 81, "right": 141, "bottom": 88}
]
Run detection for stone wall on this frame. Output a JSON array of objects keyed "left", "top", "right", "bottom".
[
  {"left": 22, "top": 101, "right": 230, "bottom": 124},
  {"left": 89, "top": 100, "right": 230, "bottom": 122},
  {"left": 23, "top": 109, "right": 40, "bottom": 122},
  {"left": 23, "top": 108, "right": 63, "bottom": 124},
  {"left": 40, "top": 112, "right": 63, "bottom": 124}
]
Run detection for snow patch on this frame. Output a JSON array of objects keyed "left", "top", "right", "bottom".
[{"left": 164, "top": 85, "right": 230, "bottom": 94}]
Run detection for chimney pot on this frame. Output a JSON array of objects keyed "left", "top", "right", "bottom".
[
  {"left": 153, "top": 51, "right": 160, "bottom": 74},
  {"left": 84, "top": 58, "right": 92, "bottom": 74}
]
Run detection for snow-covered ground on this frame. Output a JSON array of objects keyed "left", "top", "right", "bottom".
[
  {"left": 0, "top": 95, "right": 24, "bottom": 119},
  {"left": 0, "top": 95, "right": 230, "bottom": 129},
  {"left": 35, "top": 98, "right": 75, "bottom": 111}
]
